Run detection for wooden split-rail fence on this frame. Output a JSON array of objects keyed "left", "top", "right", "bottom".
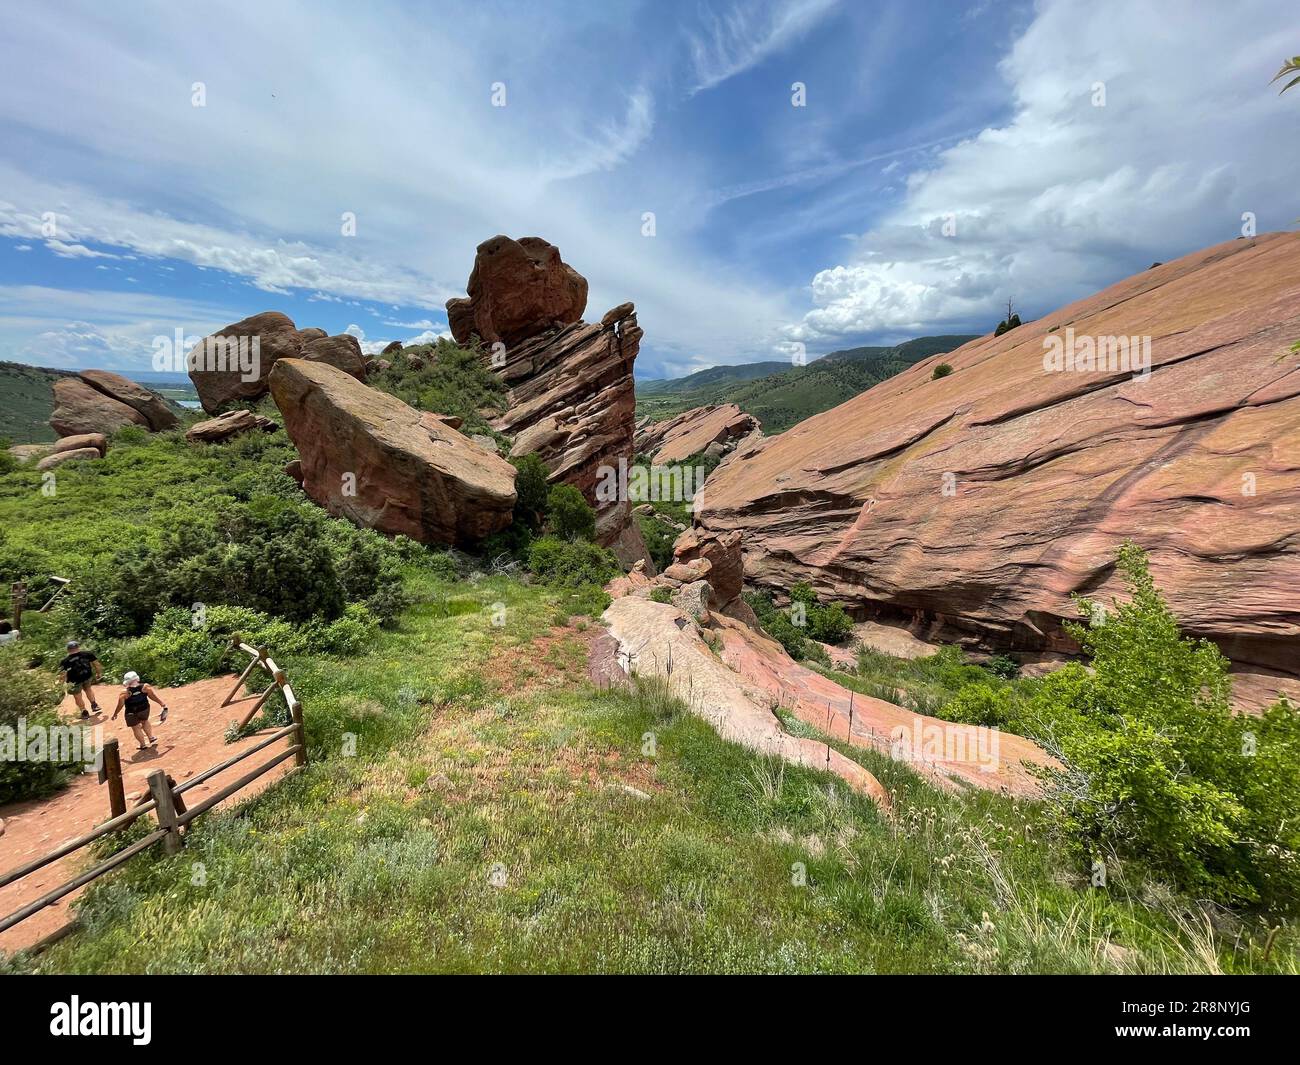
[{"left": 0, "top": 636, "right": 306, "bottom": 948}]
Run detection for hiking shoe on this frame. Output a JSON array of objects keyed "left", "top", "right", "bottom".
[
  {"left": 80, "top": 709, "right": 89, "bottom": 720},
  {"left": 149, "top": 736, "right": 158, "bottom": 747}
]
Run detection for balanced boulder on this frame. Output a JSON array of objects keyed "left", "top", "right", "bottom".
[
  {"left": 446, "top": 235, "right": 588, "bottom": 348},
  {"left": 268, "top": 358, "right": 516, "bottom": 546}
]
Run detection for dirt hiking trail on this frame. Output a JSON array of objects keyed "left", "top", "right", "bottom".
[{"left": 1, "top": 675, "right": 295, "bottom": 955}]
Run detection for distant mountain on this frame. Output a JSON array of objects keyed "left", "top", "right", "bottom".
[
  {"left": 639, "top": 360, "right": 791, "bottom": 396},
  {"left": 635, "top": 335, "right": 978, "bottom": 433}
]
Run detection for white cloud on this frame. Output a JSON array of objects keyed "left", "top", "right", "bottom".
[
  {"left": 686, "top": 0, "right": 840, "bottom": 95},
  {"left": 786, "top": 0, "right": 1300, "bottom": 345},
  {"left": 44, "top": 238, "right": 118, "bottom": 259}
]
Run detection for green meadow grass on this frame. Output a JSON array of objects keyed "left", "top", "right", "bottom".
[{"left": 9, "top": 571, "right": 1291, "bottom": 975}]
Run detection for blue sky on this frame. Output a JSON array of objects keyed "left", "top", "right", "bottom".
[{"left": 0, "top": 0, "right": 1296, "bottom": 381}]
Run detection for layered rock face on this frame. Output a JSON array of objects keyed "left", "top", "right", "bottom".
[
  {"left": 50, "top": 371, "right": 177, "bottom": 437},
  {"left": 634, "top": 404, "right": 759, "bottom": 464},
  {"left": 699, "top": 232, "right": 1300, "bottom": 707},
  {"left": 446, "top": 238, "right": 648, "bottom": 567},
  {"left": 268, "top": 358, "right": 516, "bottom": 547},
  {"left": 189, "top": 312, "right": 367, "bottom": 413}
]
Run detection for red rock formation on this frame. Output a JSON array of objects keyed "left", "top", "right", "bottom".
[
  {"left": 446, "top": 235, "right": 588, "bottom": 348},
  {"left": 699, "top": 232, "right": 1300, "bottom": 709},
  {"left": 185, "top": 410, "right": 278, "bottom": 444},
  {"left": 77, "top": 370, "right": 178, "bottom": 431},
  {"left": 634, "top": 404, "right": 759, "bottom": 464},
  {"left": 268, "top": 358, "right": 516, "bottom": 547},
  {"left": 50, "top": 377, "right": 148, "bottom": 437},
  {"left": 189, "top": 312, "right": 368, "bottom": 412},
  {"left": 447, "top": 239, "right": 649, "bottom": 568}
]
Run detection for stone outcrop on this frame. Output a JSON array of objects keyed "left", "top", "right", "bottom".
[
  {"left": 447, "top": 236, "right": 649, "bottom": 569},
  {"left": 601, "top": 596, "right": 892, "bottom": 810},
  {"left": 51, "top": 377, "right": 147, "bottom": 437},
  {"left": 53, "top": 432, "right": 108, "bottom": 457},
  {"left": 36, "top": 447, "right": 101, "bottom": 471},
  {"left": 699, "top": 232, "right": 1300, "bottom": 709},
  {"left": 634, "top": 403, "right": 759, "bottom": 464},
  {"left": 446, "top": 235, "right": 588, "bottom": 348},
  {"left": 268, "top": 358, "right": 516, "bottom": 547},
  {"left": 185, "top": 409, "right": 278, "bottom": 444},
  {"left": 189, "top": 311, "right": 369, "bottom": 412},
  {"left": 671, "top": 527, "right": 743, "bottom": 606},
  {"left": 77, "top": 370, "right": 178, "bottom": 431}
]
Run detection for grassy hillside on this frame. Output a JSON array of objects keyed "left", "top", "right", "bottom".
[
  {"left": 0, "top": 361, "right": 75, "bottom": 443},
  {"left": 635, "top": 335, "right": 978, "bottom": 433},
  {"left": 1, "top": 411, "right": 1295, "bottom": 972}
]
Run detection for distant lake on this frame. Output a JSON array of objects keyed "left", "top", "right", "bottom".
[{"left": 177, "top": 400, "right": 202, "bottom": 409}]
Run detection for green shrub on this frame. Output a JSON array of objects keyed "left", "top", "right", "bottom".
[
  {"left": 0, "top": 645, "right": 83, "bottom": 803},
  {"left": 650, "top": 586, "right": 674, "bottom": 604},
  {"left": 511, "top": 454, "right": 551, "bottom": 531},
  {"left": 985, "top": 654, "right": 1020, "bottom": 679},
  {"left": 637, "top": 514, "right": 675, "bottom": 572},
  {"left": 546, "top": 484, "right": 596, "bottom": 541},
  {"left": 807, "top": 601, "right": 854, "bottom": 644},
  {"left": 941, "top": 684, "right": 1019, "bottom": 729},
  {"left": 931, "top": 363, "right": 954, "bottom": 379},
  {"left": 1029, "top": 542, "right": 1300, "bottom": 911},
  {"left": 743, "top": 591, "right": 807, "bottom": 659},
  {"left": 366, "top": 339, "right": 508, "bottom": 434},
  {"left": 526, "top": 535, "right": 618, "bottom": 588}
]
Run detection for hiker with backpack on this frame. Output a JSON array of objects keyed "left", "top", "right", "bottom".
[
  {"left": 112, "top": 671, "right": 169, "bottom": 751},
  {"left": 58, "top": 639, "right": 103, "bottom": 719}
]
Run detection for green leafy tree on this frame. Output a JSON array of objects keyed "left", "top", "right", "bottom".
[{"left": 511, "top": 454, "right": 552, "bottom": 531}]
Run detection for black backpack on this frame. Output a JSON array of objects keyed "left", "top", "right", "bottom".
[{"left": 66, "top": 654, "right": 93, "bottom": 682}]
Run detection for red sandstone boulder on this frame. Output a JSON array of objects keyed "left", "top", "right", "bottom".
[
  {"left": 672, "top": 527, "right": 744, "bottom": 606},
  {"left": 189, "top": 311, "right": 307, "bottom": 413},
  {"left": 50, "top": 378, "right": 147, "bottom": 437},
  {"left": 268, "top": 358, "right": 516, "bottom": 547},
  {"left": 52, "top": 432, "right": 108, "bottom": 457},
  {"left": 446, "top": 235, "right": 588, "bottom": 348},
  {"left": 36, "top": 446, "right": 102, "bottom": 471},
  {"left": 303, "top": 334, "right": 367, "bottom": 380},
  {"left": 185, "top": 409, "right": 278, "bottom": 444},
  {"left": 78, "top": 370, "right": 178, "bottom": 431}
]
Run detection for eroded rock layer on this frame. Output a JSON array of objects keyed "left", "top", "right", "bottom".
[
  {"left": 634, "top": 403, "right": 759, "bottom": 464},
  {"left": 448, "top": 238, "right": 648, "bottom": 566},
  {"left": 699, "top": 232, "right": 1300, "bottom": 708}
]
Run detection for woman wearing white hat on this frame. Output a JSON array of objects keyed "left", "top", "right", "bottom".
[{"left": 112, "top": 671, "right": 169, "bottom": 751}]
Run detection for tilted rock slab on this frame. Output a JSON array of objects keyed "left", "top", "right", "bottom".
[
  {"left": 699, "top": 232, "right": 1300, "bottom": 709},
  {"left": 268, "top": 358, "right": 516, "bottom": 547},
  {"left": 77, "top": 370, "right": 178, "bottom": 431},
  {"left": 185, "top": 409, "right": 278, "bottom": 444},
  {"left": 602, "top": 596, "right": 892, "bottom": 810},
  {"left": 634, "top": 403, "right": 759, "bottom": 465},
  {"left": 50, "top": 377, "right": 148, "bottom": 437}
]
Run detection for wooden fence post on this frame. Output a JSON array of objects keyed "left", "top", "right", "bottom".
[
  {"left": 290, "top": 701, "right": 306, "bottom": 767},
  {"left": 97, "top": 738, "right": 126, "bottom": 820},
  {"left": 147, "top": 769, "right": 184, "bottom": 855}
]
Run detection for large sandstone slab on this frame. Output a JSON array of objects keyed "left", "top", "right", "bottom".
[
  {"left": 268, "top": 358, "right": 516, "bottom": 547},
  {"left": 602, "top": 596, "right": 891, "bottom": 809},
  {"left": 700, "top": 232, "right": 1300, "bottom": 709}
]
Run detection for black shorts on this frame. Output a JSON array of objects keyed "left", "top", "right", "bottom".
[{"left": 125, "top": 707, "right": 149, "bottom": 726}]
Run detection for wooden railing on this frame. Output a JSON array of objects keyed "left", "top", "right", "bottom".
[{"left": 0, "top": 635, "right": 306, "bottom": 945}]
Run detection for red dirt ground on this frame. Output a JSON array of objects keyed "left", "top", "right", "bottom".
[{"left": 0, "top": 675, "right": 296, "bottom": 955}]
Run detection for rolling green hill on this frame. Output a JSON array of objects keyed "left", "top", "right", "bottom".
[
  {"left": 635, "top": 335, "right": 978, "bottom": 433},
  {"left": 0, "top": 361, "right": 75, "bottom": 443}
]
